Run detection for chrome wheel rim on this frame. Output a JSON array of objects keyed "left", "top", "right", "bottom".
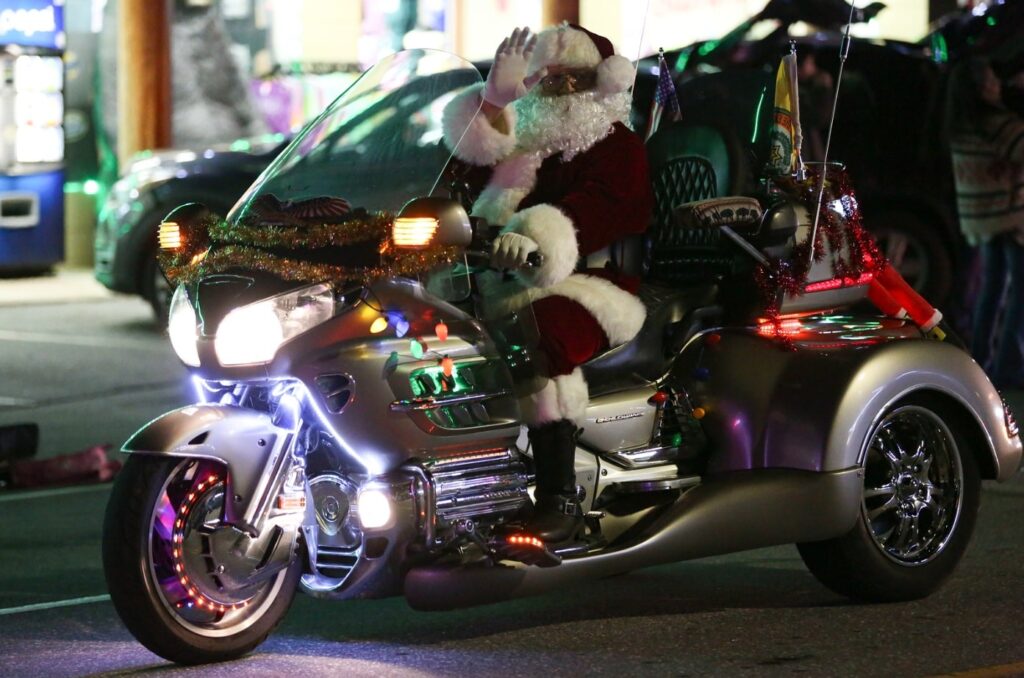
[
  {"left": 148, "top": 459, "right": 289, "bottom": 637},
  {"left": 861, "top": 406, "right": 963, "bottom": 566}
]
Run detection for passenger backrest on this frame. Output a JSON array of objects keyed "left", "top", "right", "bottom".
[{"left": 643, "top": 122, "right": 742, "bottom": 286}]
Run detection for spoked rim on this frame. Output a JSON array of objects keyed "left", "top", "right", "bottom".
[
  {"left": 147, "top": 459, "right": 291, "bottom": 637},
  {"left": 861, "top": 406, "right": 964, "bottom": 566}
]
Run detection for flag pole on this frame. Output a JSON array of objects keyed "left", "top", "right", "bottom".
[
  {"left": 807, "top": 1, "right": 857, "bottom": 266},
  {"left": 789, "top": 41, "right": 806, "bottom": 181}
]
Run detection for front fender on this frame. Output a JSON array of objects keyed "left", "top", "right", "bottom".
[
  {"left": 123, "top": 404, "right": 292, "bottom": 520},
  {"left": 828, "top": 340, "right": 1022, "bottom": 481}
]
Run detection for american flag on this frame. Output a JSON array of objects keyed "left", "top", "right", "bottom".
[{"left": 644, "top": 49, "right": 681, "bottom": 142}]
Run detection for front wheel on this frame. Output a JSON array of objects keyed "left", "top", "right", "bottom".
[
  {"left": 103, "top": 455, "right": 303, "bottom": 664},
  {"left": 797, "top": 396, "right": 980, "bottom": 602}
]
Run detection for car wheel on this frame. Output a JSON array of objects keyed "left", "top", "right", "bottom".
[
  {"left": 797, "top": 394, "right": 980, "bottom": 602},
  {"left": 870, "top": 211, "right": 953, "bottom": 308},
  {"left": 142, "top": 253, "right": 173, "bottom": 325}
]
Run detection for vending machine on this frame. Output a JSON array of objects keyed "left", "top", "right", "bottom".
[{"left": 0, "top": 0, "right": 65, "bottom": 271}]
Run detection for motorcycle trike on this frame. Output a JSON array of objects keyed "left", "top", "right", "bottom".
[{"left": 101, "top": 49, "right": 1022, "bottom": 664}]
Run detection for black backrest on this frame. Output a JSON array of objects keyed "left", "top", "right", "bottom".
[{"left": 644, "top": 122, "right": 738, "bottom": 285}]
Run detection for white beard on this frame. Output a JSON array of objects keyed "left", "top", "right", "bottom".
[{"left": 513, "top": 89, "right": 633, "bottom": 161}]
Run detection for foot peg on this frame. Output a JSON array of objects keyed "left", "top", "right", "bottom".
[{"left": 493, "top": 533, "right": 562, "bottom": 568}]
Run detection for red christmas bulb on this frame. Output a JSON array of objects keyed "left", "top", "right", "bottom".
[
  {"left": 435, "top": 321, "right": 449, "bottom": 342},
  {"left": 441, "top": 356, "right": 454, "bottom": 378}
]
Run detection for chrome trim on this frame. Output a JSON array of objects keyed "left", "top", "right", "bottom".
[
  {"left": 604, "top": 444, "right": 680, "bottom": 469},
  {"left": 613, "top": 476, "right": 701, "bottom": 493},
  {"left": 389, "top": 390, "right": 511, "bottom": 412},
  {"left": 404, "top": 464, "right": 438, "bottom": 548},
  {"left": 861, "top": 406, "right": 964, "bottom": 566}
]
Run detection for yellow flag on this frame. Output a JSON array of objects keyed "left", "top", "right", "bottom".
[{"left": 769, "top": 53, "right": 800, "bottom": 175}]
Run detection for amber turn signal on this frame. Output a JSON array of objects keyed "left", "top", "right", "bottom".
[
  {"left": 158, "top": 221, "right": 182, "bottom": 251},
  {"left": 392, "top": 217, "right": 439, "bottom": 248}
]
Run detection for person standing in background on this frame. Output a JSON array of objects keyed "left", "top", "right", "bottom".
[{"left": 946, "top": 57, "right": 1024, "bottom": 388}]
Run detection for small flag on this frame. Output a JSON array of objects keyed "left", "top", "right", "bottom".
[
  {"left": 768, "top": 50, "right": 802, "bottom": 175},
  {"left": 644, "top": 49, "right": 681, "bottom": 142}
]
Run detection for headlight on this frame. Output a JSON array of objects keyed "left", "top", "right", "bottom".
[
  {"left": 168, "top": 285, "right": 200, "bottom": 366},
  {"left": 357, "top": 488, "right": 393, "bottom": 529},
  {"left": 214, "top": 283, "right": 335, "bottom": 366}
]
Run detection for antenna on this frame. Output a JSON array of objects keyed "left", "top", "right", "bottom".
[
  {"left": 631, "top": 0, "right": 654, "bottom": 90},
  {"left": 806, "top": 1, "right": 858, "bottom": 266}
]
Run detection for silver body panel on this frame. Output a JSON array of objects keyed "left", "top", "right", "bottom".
[
  {"left": 405, "top": 467, "right": 864, "bottom": 610},
  {"left": 123, "top": 404, "right": 295, "bottom": 526},
  {"left": 672, "top": 322, "right": 1021, "bottom": 480},
  {"left": 580, "top": 385, "right": 658, "bottom": 452}
]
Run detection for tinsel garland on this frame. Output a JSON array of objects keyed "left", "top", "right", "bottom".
[
  {"left": 754, "top": 165, "right": 882, "bottom": 317},
  {"left": 209, "top": 211, "right": 392, "bottom": 249},
  {"left": 163, "top": 243, "right": 462, "bottom": 287},
  {"left": 159, "top": 206, "right": 460, "bottom": 288}
]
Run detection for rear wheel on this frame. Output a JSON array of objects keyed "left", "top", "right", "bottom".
[
  {"left": 797, "top": 396, "right": 980, "bottom": 602},
  {"left": 103, "top": 455, "right": 302, "bottom": 664}
]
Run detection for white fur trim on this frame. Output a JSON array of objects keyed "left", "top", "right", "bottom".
[
  {"left": 484, "top": 272, "right": 647, "bottom": 348},
  {"left": 503, "top": 204, "right": 578, "bottom": 288},
  {"left": 442, "top": 84, "right": 516, "bottom": 166},
  {"left": 555, "top": 368, "right": 589, "bottom": 423},
  {"left": 470, "top": 152, "right": 544, "bottom": 225},
  {"left": 529, "top": 24, "right": 602, "bottom": 72},
  {"left": 518, "top": 376, "right": 561, "bottom": 426},
  {"left": 542, "top": 274, "right": 646, "bottom": 346},
  {"left": 921, "top": 309, "right": 943, "bottom": 333},
  {"left": 518, "top": 368, "right": 589, "bottom": 425},
  {"left": 597, "top": 55, "right": 634, "bottom": 94}
]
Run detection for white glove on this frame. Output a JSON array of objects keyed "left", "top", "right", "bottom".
[
  {"left": 481, "top": 27, "right": 549, "bottom": 109},
  {"left": 491, "top": 232, "right": 539, "bottom": 270}
]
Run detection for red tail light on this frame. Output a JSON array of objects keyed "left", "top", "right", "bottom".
[{"left": 804, "top": 271, "right": 874, "bottom": 293}]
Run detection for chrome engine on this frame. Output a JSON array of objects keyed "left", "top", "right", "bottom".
[{"left": 421, "top": 448, "right": 531, "bottom": 541}]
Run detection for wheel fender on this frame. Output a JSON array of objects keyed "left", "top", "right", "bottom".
[
  {"left": 675, "top": 330, "right": 1020, "bottom": 482},
  {"left": 826, "top": 340, "right": 1022, "bottom": 481},
  {"left": 123, "top": 404, "right": 293, "bottom": 521}
]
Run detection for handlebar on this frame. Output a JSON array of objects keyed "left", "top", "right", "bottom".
[{"left": 465, "top": 249, "right": 545, "bottom": 269}]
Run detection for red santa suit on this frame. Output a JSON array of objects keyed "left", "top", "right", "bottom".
[{"left": 442, "top": 24, "right": 653, "bottom": 425}]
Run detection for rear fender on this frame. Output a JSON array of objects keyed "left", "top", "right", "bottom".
[
  {"left": 674, "top": 329, "right": 1021, "bottom": 480},
  {"left": 123, "top": 404, "right": 295, "bottom": 524},
  {"left": 828, "top": 340, "right": 1022, "bottom": 481}
]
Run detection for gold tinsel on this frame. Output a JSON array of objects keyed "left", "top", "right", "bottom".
[
  {"left": 210, "top": 211, "right": 393, "bottom": 249},
  {"left": 164, "top": 244, "right": 462, "bottom": 287}
]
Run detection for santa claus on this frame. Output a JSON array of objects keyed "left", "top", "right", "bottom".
[{"left": 442, "top": 24, "right": 653, "bottom": 542}]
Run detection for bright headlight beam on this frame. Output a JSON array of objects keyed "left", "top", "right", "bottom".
[
  {"left": 357, "top": 488, "right": 392, "bottom": 529},
  {"left": 214, "top": 283, "right": 334, "bottom": 366},
  {"left": 168, "top": 286, "right": 200, "bottom": 366}
]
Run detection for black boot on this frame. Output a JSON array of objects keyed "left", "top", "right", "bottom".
[{"left": 525, "top": 419, "right": 583, "bottom": 544}]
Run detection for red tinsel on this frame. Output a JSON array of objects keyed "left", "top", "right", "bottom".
[{"left": 754, "top": 165, "right": 883, "bottom": 317}]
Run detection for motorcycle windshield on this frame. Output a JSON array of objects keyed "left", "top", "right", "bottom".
[{"left": 226, "top": 49, "right": 483, "bottom": 226}]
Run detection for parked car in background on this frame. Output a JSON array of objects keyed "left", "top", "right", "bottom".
[{"left": 93, "top": 134, "right": 287, "bottom": 321}]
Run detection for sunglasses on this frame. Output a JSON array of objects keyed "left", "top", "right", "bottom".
[{"left": 537, "top": 68, "right": 598, "bottom": 96}]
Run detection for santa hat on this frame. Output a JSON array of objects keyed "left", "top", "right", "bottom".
[{"left": 528, "top": 23, "right": 634, "bottom": 95}]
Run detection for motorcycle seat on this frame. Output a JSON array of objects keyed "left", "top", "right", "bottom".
[{"left": 582, "top": 282, "right": 719, "bottom": 397}]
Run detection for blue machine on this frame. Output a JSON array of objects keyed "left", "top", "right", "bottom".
[{"left": 0, "top": 0, "right": 65, "bottom": 271}]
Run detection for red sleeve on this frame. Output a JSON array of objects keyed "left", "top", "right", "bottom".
[{"left": 554, "top": 124, "right": 653, "bottom": 256}]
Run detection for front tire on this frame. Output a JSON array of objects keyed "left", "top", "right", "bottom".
[
  {"left": 797, "top": 395, "right": 981, "bottom": 602},
  {"left": 103, "top": 455, "right": 303, "bottom": 664}
]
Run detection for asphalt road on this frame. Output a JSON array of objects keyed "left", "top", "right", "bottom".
[{"left": 1, "top": 297, "right": 1022, "bottom": 677}]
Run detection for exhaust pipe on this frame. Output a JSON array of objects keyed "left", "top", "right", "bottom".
[{"left": 403, "top": 468, "right": 861, "bottom": 611}]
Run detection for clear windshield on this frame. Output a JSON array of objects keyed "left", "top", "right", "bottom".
[{"left": 227, "top": 49, "right": 483, "bottom": 225}]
